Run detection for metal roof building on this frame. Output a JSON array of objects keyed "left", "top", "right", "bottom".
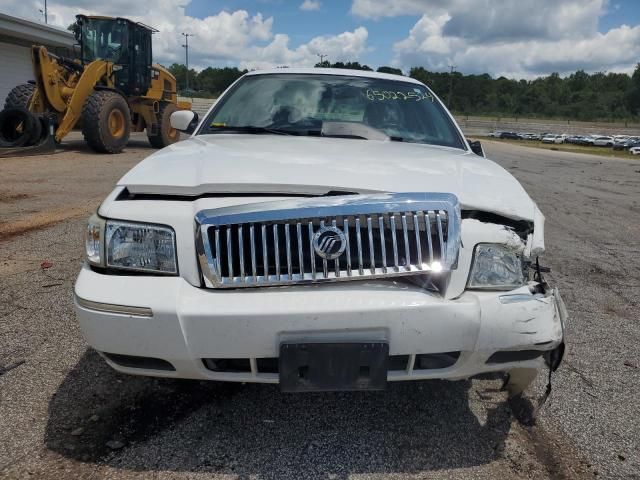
[{"left": 0, "top": 12, "right": 74, "bottom": 105}]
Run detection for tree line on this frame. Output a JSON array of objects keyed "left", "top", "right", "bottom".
[{"left": 167, "top": 61, "right": 640, "bottom": 121}]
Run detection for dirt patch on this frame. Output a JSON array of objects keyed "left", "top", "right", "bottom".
[
  {"left": 526, "top": 423, "right": 597, "bottom": 479},
  {"left": 0, "top": 206, "right": 91, "bottom": 242},
  {"left": 509, "top": 395, "right": 596, "bottom": 479},
  {"left": 0, "top": 193, "right": 32, "bottom": 203}
]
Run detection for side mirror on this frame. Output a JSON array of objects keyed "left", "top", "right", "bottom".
[
  {"left": 170, "top": 110, "right": 199, "bottom": 134},
  {"left": 467, "top": 139, "right": 484, "bottom": 157}
]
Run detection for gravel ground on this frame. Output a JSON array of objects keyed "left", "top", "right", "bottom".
[{"left": 0, "top": 137, "right": 638, "bottom": 479}]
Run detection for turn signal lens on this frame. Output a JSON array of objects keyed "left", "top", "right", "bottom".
[{"left": 84, "top": 214, "right": 104, "bottom": 266}]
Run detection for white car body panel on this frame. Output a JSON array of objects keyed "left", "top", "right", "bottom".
[
  {"left": 75, "top": 68, "right": 565, "bottom": 393},
  {"left": 118, "top": 135, "right": 537, "bottom": 222}
]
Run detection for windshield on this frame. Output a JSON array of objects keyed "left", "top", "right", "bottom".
[
  {"left": 81, "top": 18, "right": 127, "bottom": 63},
  {"left": 200, "top": 73, "right": 466, "bottom": 149}
]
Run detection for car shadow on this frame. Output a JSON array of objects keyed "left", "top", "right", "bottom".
[
  {"left": 45, "top": 349, "right": 525, "bottom": 478},
  {"left": 53, "top": 136, "right": 153, "bottom": 155}
]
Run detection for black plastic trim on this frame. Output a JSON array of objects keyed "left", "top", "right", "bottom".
[
  {"left": 115, "top": 187, "right": 360, "bottom": 202},
  {"left": 486, "top": 349, "right": 544, "bottom": 364},
  {"left": 103, "top": 353, "right": 175, "bottom": 371}
]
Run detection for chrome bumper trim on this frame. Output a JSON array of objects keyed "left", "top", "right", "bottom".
[{"left": 75, "top": 295, "right": 153, "bottom": 317}]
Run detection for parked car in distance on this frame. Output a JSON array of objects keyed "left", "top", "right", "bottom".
[
  {"left": 74, "top": 68, "right": 566, "bottom": 396},
  {"left": 577, "top": 136, "right": 595, "bottom": 146},
  {"left": 521, "top": 133, "right": 540, "bottom": 140},
  {"left": 613, "top": 138, "right": 640, "bottom": 150},
  {"left": 499, "top": 131, "right": 521, "bottom": 140},
  {"left": 592, "top": 136, "right": 614, "bottom": 147},
  {"left": 630, "top": 146, "right": 640, "bottom": 155},
  {"left": 565, "top": 135, "right": 583, "bottom": 144},
  {"left": 541, "top": 134, "right": 563, "bottom": 144},
  {"left": 488, "top": 131, "right": 503, "bottom": 137}
]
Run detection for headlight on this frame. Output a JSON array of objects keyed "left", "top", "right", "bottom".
[
  {"left": 105, "top": 220, "right": 177, "bottom": 274},
  {"left": 467, "top": 243, "right": 524, "bottom": 289}
]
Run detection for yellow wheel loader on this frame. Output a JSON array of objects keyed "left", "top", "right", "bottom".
[{"left": 0, "top": 15, "right": 191, "bottom": 156}]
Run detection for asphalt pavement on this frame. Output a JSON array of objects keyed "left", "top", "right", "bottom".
[{"left": 0, "top": 137, "right": 638, "bottom": 479}]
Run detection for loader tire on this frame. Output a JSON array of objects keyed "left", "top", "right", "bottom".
[
  {"left": 148, "top": 102, "right": 180, "bottom": 149},
  {"left": 27, "top": 114, "right": 43, "bottom": 145},
  {"left": 82, "top": 91, "right": 130, "bottom": 153},
  {"left": 4, "top": 83, "right": 35, "bottom": 110},
  {"left": 0, "top": 107, "right": 37, "bottom": 148}
]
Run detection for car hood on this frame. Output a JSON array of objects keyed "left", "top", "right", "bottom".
[{"left": 119, "top": 135, "right": 536, "bottom": 221}]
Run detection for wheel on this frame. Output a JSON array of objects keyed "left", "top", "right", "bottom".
[
  {"left": 27, "top": 114, "right": 43, "bottom": 144},
  {"left": 81, "top": 91, "right": 131, "bottom": 153},
  {"left": 148, "top": 102, "right": 180, "bottom": 149},
  {"left": 0, "top": 107, "right": 37, "bottom": 147},
  {"left": 4, "top": 83, "right": 35, "bottom": 110}
]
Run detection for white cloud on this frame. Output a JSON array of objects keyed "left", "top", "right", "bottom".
[
  {"left": 299, "top": 0, "right": 321, "bottom": 12},
  {"left": 2, "top": 0, "right": 367, "bottom": 71},
  {"left": 351, "top": 0, "right": 639, "bottom": 77},
  {"left": 241, "top": 27, "right": 369, "bottom": 70}
]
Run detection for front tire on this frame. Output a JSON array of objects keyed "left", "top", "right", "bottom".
[
  {"left": 81, "top": 91, "right": 131, "bottom": 153},
  {"left": 4, "top": 83, "right": 35, "bottom": 110},
  {"left": 148, "top": 102, "right": 180, "bottom": 149}
]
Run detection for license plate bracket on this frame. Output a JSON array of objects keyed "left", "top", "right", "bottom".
[{"left": 279, "top": 342, "right": 389, "bottom": 392}]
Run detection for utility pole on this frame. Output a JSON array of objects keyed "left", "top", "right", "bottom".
[
  {"left": 316, "top": 53, "right": 327, "bottom": 66},
  {"left": 39, "top": 0, "right": 48, "bottom": 24},
  {"left": 181, "top": 32, "right": 194, "bottom": 91},
  {"left": 448, "top": 64, "right": 457, "bottom": 107}
]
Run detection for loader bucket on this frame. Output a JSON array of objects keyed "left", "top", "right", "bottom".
[{"left": 0, "top": 111, "right": 57, "bottom": 158}]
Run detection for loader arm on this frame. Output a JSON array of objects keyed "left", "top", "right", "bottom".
[
  {"left": 31, "top": 46, "right": 70, "bottom": 113},
  {"left": 55, "top": 61, "right": 114, "bottom": 142}
]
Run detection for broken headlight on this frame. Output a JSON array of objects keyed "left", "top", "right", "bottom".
[
  {"left": 105, "top": 220, "right": 177, "bottom": 274},
  {"left": 467, "top": 243, "right": 524, "bottom": 290}
]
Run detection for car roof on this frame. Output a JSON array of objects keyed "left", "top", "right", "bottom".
[{"left": 244, "top": 67, "right": 424, "bottom": 85}]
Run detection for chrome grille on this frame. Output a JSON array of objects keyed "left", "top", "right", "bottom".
[{"left": 196, "top": 193, "right": 460, "bottom": 288}]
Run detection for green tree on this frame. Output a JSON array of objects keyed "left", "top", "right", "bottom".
[
  {"left": 315, "top": 61, "right": 373, "bottom": 71},
  {"left": 377, "top": 66, "right": 403, "bottom": 75},
  {"left": 167, "top": 63, "right": 197, "bottom": 92},
  {"left": 625, "top": 64, "right": 640, "bottom": 115},
  {"left": 197, "top": 67, "right": 246, "bottom": 96}
]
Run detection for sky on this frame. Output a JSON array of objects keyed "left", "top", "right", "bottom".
[{"left": 3, "top": 0, "right": 640, "bottom": 79}]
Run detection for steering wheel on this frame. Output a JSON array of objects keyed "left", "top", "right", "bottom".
[
  {"left": 269, "top": 106, "right": 304, "bottom": 127},
  {"left": 373, "top": 122, "right": 403, "bottom": 136},
  {"left": 107, "top": 45, "right": 122, "bottom": 60}
]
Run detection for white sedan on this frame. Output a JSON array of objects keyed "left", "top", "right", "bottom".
[
  {"left": 630, "top": 146, "right": 640, "bottom": 155},
  {"left": 74, "top": 68, "right": 566, "bottom": 396},
  {"left": 592, "top": 136, "right": 614, "bottom": 147},
  {"left": 542, "top": 135, "right": 563, "bottom": 144}
]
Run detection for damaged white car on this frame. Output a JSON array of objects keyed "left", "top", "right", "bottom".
[{"left": 74, "top": 68, "right": 566, "bottom": 395}]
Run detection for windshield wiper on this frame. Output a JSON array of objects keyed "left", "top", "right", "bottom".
[{"left": 208, "top": 125, "right": 296, "bottom": 136}]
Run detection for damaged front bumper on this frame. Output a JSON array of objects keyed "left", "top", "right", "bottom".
[
  {"left": 500, "top": 286, "right": 567, "bottom": 396},
  {"left": 74, "top": 265, "right": 565, "bottom": 393}
]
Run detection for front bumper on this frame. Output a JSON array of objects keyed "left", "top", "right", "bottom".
[{"left": 74, "top": 265, "right": 565, "bottom": 384}]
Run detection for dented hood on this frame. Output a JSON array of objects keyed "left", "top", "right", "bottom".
[{"left": 119, "top": 135, "right": 537, "bottom": 221}]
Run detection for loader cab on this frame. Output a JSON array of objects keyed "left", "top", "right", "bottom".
[{"left": 74, "top": 15, "right": 155, "bottom": 96}]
